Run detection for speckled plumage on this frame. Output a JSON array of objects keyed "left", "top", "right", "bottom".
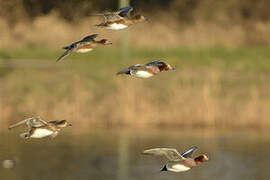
[
  {"left": 94, "top": 6, "right": 147, "bottom": 30},
  {"left": 9, "top": 117, "right": 72, "bottom": 139}
]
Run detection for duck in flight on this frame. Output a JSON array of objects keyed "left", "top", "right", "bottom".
[
  {"left": 8, "top": 116, "right": 72, "bottom": 139},
  {"left": 56, "top": 34, "right": 112, "bottom": 62},
  {"left": 116, "top": 60, "right": 174, "bottom": 79},
  {"left": 94, "top": 6, "right": 147, "bottom": 30},
  {"left": 142, "top": 146, "right": 208, "bottom": 172}
]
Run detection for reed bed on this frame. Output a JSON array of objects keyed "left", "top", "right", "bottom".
[
  {"left": 1, "top": 12, "right": 270, "bottom": 49},
  {"left": 0, "top": 47, "right": 270, "bottom": 129}
]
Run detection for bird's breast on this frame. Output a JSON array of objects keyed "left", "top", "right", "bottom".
[
  {"left": 76, "top": 48, "right": 93, "bottom": 53},
  {"left": 132, "top": 70, "right": 154, "bottom": 78},
  {"left": 168, "top": 163, "right": 191, "bottom": 172},
  {"left": 107, "top": 23, "right": 128, "bottom": 30},
  {"left": 30, "top": 128, "right": 54, "bottom": 138}
]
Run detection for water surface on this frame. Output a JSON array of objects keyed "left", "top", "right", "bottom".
[{"left": 1, "top": 129, "right": 269, "bottom": 180}]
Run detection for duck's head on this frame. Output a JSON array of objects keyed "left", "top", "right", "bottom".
[
  {"left": 194, "top": 154, "right": 209, "bottom": 164},
  {"left": 99, "top": 39, "right": 112, "bottom": 45},
  {"left": 134, "top": 15, "right": 148, "bottom": 22},
  {"left": 157, "top": 61, "right": 174, "bottom": 72}
]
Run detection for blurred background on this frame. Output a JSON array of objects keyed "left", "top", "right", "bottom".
[{"left": 1, "top": 0, "right": 270, "bottom": 179}]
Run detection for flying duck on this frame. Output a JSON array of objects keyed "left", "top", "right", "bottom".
[
  {"left": 94, "top": 6, "right": 147, "bottom": 30},
  {"left": 116, "top": 60, "right": 174, "bottom": 79},
  {"left": 142, "top": 146, "right": 208, "bottom": 172},
  {"left": 8, "top": 116, "right": 72, "bottom": 139},
  {"left": 56, "top": 34, "right": 112, "bottom": 62}
]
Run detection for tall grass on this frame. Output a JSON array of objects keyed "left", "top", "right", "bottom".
[
  {"left": 1, "top": 12, "right": 270, "bottom": 49},
  {"left": 1, "top": 47, "right": 270, "bottom": 129}
]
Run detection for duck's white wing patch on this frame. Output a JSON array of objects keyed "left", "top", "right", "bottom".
[
  {"left": 132, "top": 71, "right": 153, "bottom": 78},
  {"left": 30, "top": 129, "right": 53, "bottom": 138},
  {"left": 107, "top": 23, "right": 128, "bottom": 30},
  {"left": 169, "top": 164, "right": 191, "bottom": 172},
  {"left": 76, "top": 49, "right": 93, "bottom": 53}
]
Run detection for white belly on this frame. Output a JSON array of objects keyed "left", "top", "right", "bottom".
[
  {"left": 132, "top": 71, "right": 153, "bottom": 78},
  {"left": 76, "top": 49, "right": 93, "bottom": 53},
  {"left": 107, "top": 23, "right": 128, "bottom": 30},
  {"left": 169, "top": 164, "right": 191, "bottom": 172},
  {"left": 30, "top": 129, "right": 54, "bottom": 138}
]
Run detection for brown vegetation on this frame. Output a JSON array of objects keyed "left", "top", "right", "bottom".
[
  {"left": 1, "top": 0, "right": 270, "bottom": 48},
  {"left": 1, "top": 12, "right": 270, "bottom": 48},
  {"left": 1, "top": 1, "right": 270, "bottom": 130},
  {"left": 1, "top": 59, "right": 270, "bottom": 130}
]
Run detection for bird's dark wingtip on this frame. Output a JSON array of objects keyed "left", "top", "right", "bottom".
[{"left": 56, "top": 58, "right": 62, "bottom": 62}]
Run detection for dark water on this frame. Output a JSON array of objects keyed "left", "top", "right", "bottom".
[{"left": 1, "top": 129, "right": 270, "bottom": 180}]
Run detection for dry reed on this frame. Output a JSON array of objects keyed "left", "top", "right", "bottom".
[
  {"left": 1, "top": 12, "right": 270, "bottom": 49},
  {"left": 1, "top": 65, "right": 270, "bottom": 130}
]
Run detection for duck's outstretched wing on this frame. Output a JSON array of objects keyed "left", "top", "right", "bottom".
[
  {"left": 32, "top": 116, "right": 48, "bottom": 126},
  {"left": 142, "top": 148, "right": 184, "bottom": 162},
  {"left": 181, "top": 146, "right": 198, "bottom": 158},
  {"left": 56, "top": 48, "right": 74, "bottom": 62},
  {"left": 61, "top": 33, "right": 97, "bottom": 50},
  {"left": 92, "top": 12, "right": 123, "bottom": 22},
  {"left": 93, "top": 6, "right": 133, "bottom": 22},
  {"left": 145, "top": 60, "right": 165, "bottom": 67},
  {"left": 118, "top": 6, "right": 133, "bottom": 17},
  {"left": 8, "top": 119, "right": 29, "bottom": 129},
  {"left": 8, "top": 116, "right": 47, "bottom": 130},
  {"left": 116, "top": 64, "right": 144, "bottom": 75},
  {"left": 80, "top": 34, "right": 98, "bottom": 42}
]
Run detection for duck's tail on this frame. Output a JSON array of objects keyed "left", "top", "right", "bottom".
[
  {"left": 95, "top": 23, "right": 106, "bottom": 27},
  {"left": 160, "top": 165, "right": 168, "bottom": 171},
  {"left": 20, "top": 132, "right": 30, "bottom": 139},
  {"left": 116, "top": 69, "right": 131, "bottom": 75}
]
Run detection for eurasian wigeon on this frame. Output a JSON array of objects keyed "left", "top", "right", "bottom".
[
  {"left": 143, "top": 146, "right": 208, "bottom": 172},
  {"left": 56, "top": 34, "right": 112, "bottom": 62},
  {"left": 116, "top": 60, "right": 174, "bottom": 79},
  {"left": 94, "top": 6, "right": 147, "bottom": 30},
  {"left": 8, "top": 116, "right": 72, "bottom": 139}
]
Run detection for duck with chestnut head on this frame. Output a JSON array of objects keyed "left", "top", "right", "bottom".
[
  {"left": 142, "top": 146, "right": 208, "bottom": 172},
  {"left": 94, "top": 6, "right": 147, "bottom": 30},
  {"left": 8, "top": 116, "right": 72, "bottom": 139},
  {"left": 56, "top": 34, "right": 112, "bottom": 62},
  {"left": 117, "top": 60, "right": 174, "bottom": 79}
]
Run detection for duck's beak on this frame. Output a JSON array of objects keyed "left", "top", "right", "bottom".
[
  {"left": 107, "top": 41, "right": 112, "bottom": 45},
  {"left": 168, "top": 65, "right": 175, "bottom": 70}
]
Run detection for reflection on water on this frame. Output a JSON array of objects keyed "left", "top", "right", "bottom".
[{"left": 1, "top": 129, "right": 270, "bottom": 180}]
